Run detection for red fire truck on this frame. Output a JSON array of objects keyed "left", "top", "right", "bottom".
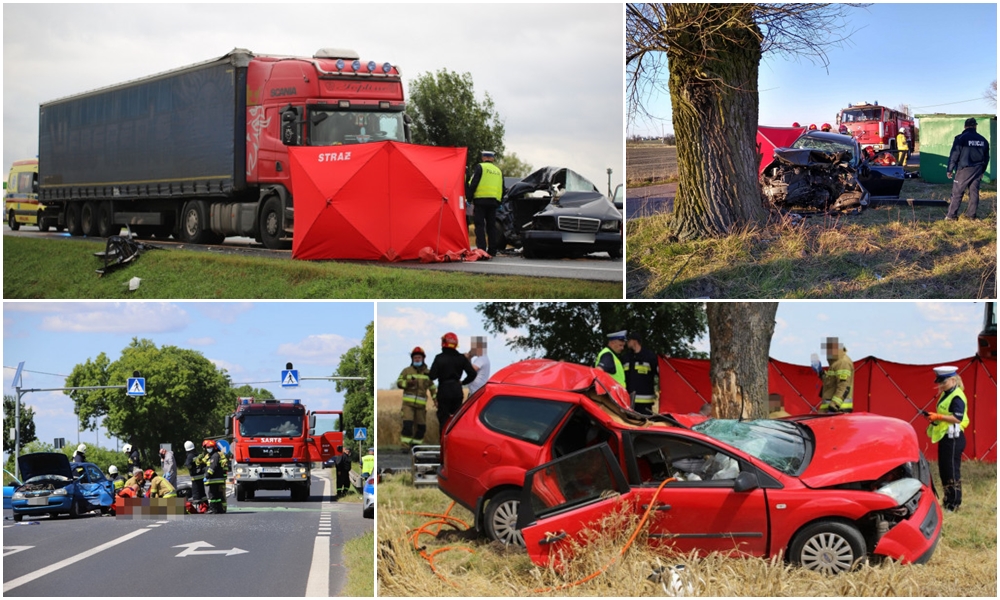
[
  {"left": 979, "top": 302, "right": 997, "bottom": 359},
  {"left": 38, "top": 48, "right": 408, "bottom": 248},
  {"left": 226, "top": 398, "right": 344, "bottom": 501},
  {"left": 835, "top": 102, "right": 914, "bottom": 152}
]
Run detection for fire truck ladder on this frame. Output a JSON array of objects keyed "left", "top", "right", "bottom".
[{"left": 411, "top": 445, "right": 441, "bottom": 488}]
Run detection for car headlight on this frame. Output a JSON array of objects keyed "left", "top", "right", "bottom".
[
  {"left": 876, "top": 478, "right": 922, "bottom": 506},
  {"left": 13, "top": 491, "right": 25, "bottom": 500},
  {"left": 52, "top": 488, "right": 68, "bottom": 496},
  {"left": 600, "top": 220, "right": 620, "bottom": 232}
]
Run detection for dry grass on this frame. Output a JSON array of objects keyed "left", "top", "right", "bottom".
[
  {"left": 379, "top": 388, "right": 468, "bottom": 448},
  {"left": 627, "top": 180, "right": 997, "bottom": 299},
  {"left": 377, "top": 461, "right": 996, "bottom": 597}
]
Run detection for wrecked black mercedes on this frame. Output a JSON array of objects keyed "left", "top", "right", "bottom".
[
  {"left": 761, "top": 131, "right": 904, "bottom": 214},
  {"left": 497, "top": 167, "right": 622, "bottom": 259}
]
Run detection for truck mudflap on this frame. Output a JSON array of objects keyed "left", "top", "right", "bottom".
[
  {"left": 411, "top": 445, "right": 441, "bottom": 488},
  {"left": 872, "top": 487, "right": 942, "bottom": 564}
]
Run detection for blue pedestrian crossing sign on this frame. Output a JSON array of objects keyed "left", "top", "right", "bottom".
[
  {"left": 281, "top": 369, "right": 299, "bottom": 387},
  {"left": 354, "top": 427, "right": 367, "bottom": 441},
  {"left": 127, "top": 377, "right": 146, "bottom": 396}
]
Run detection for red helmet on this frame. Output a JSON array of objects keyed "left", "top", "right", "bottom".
[
  {"left": 821, "top": 123, "right": 832, "bottom": 131},
  {"left": 410, "top": 346, "right": 426, "bottom": 358},
  {"left": 441, "top": 332, "right": 459, "bottom": 349},
  {"left": 792, "top": 122, "right": 800, "bottom": 127},
  {"left": 202, "top": 439, "right": 216, "bottom": 449},
  {"left": 808, "top": 124, "right": 817, "bottom": 130},
  {"left": 143, "top": 469, "right": 155, "bottom": 480}
]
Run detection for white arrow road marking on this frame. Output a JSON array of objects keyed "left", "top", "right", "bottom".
[
  {"left": 173, "top": 541, "right": 248, "bottom": 557},
  {"left": 305, "top": 472, "right": 333, "bottom": 596},
  {"left": 4, "top": 528, "right": 150, "bottom": 592},
  {"left": 3, "top": 546, "right": 34, "bottom": 557}
]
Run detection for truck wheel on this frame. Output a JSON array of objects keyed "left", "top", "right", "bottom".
[
  {"left": 96, "top": 202, "right": 115, "bottom": 238},
  {"left": 294, "top": 483, "right": 310, "bottom": 501},
  {"left": 236, "top": 484, "right": 246, "bottom": 502},
  {"left": 66, "top": 204, "right": 83, "bottom": 236},
  {"left": 37, "top": 215, "right": 50, "bottom": 232},
  {"left": 180, "top": 201, "right": 210, "bottom": 244},
  {"left": 7, "top": 210, "right": 20, "bottom": 231},
  {"left": 259, "top": 196, "right": 289, "bottom": 250},
  {"left": 246, "top": 488, "right": 255, "bottom": 500},
  {"left": 81, "top": 201, "right": 99, "bottom": 237}
]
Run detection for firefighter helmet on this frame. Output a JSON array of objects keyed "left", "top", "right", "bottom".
[
  {"left": 202, "top": 439, "right": 216, "bottom": 450},
  {"left": 108, "top": 465, "right": 119, "bottom": 475},
  {"left": 184, "top": 441, "right": 195, "bottom": 452},
  {"left": 792, "top": 122, "right": 800, "bottom": 127},
  {"left": 76, "top": 444, "right": 87, "bottom": 454},
  {"left": 144, "top": 469, "right": 155, "bottom": 481},
  {"left": 122, "top": 443, "right": 133, "bottom": 454},
  {"left": 808, "top": 124, "right": 817, "bottom": 130},
  {"left": 410, "top": 346, "right": 426, "bottom": 358},
  {"left": 821, "top": 123, "right": 832, "bottom": 131},
  {"left": 441, "top": 332, "right": 459, "bottom": 349}
]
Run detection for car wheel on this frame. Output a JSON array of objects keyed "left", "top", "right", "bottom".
[
  {"left": 364, "top": 505, "right": 374, "bottom": 519},
  {"left": 13, "top": 512, "right": 23, "bottom": 522},
  {"left": 80, "top": 201, "right": 99, "bottom": 237},
  {"left": 521, "top": 243, "right": 542, "bottom": 260},
  {"left": 8, "top": 210, "right": 20, "bottom": 231},
  {"left": 37, "top": 215, "right": 50, "bottom": 232},
  {"left": 484, "top": 490, "right": 524, "bottom": 547},
  {"left": 789, "top": 520, "right": 866, "bottom": 575},
  {"left": 608, "top": 244, "right": 622, "bottom": 260},
  {"left": 69, "top": 500, "right": 80, "bottom": 518},
  {"left": 66, "top": 203, "right": 83, "bottom": 236}
]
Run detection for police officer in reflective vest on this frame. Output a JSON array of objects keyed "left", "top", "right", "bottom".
[
  {"left": 924, "top": 366, "right": 971, "bottom": 511},
  {"left": 624, "top": 332, "right": 659, "bottom": 414},
  {"left": 361, "top": 449, "right": 375, "bottom": 479},
  {"left": 466, "top": 150, "right": 505, "bottom": 256},
  {"left": 946, "top": 117, "right": 991, "bottom": 220},
  {"left": 203, "top": 440, "right": 229, "bottom": 514},
  {"left": 819, "top": 337, "right": 853, "bottom": 412},
  {"left": 397, "top": 347, "right": 436, "bottom": 447},
  {"left": 596, "top": 330, "right": 627, "bottom": 388}
]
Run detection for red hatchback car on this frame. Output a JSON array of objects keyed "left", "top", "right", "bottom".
[{"left": 438, "top": 359, "right": 942, "bottom": 575}]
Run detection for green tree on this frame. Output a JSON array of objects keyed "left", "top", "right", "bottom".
[
  {"left": 65, "top": 338, "right": 233, "bottom": 467},
  {"left": 335, "top": 322, "right": 374, "bottom": 454},
  {"left": 407, "top": 69, "right": 506, "bottom": 170},
  {"left": 496, "top": 152, "right": 533, "bottom": 178},
  {"left": 231, "top": 385, "right": 275, "bottom": 402},
  {"left": 476, "top": 303, "right": 707, "bottom": 364},
  {"left": 3, "top": 395, "right": 37, "bottom": 453},
  {"left": 627, "top": 3, "right": 863, "bottom": 239}
]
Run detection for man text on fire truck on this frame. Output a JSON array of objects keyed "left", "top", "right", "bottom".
[{"left": 946, "top": 117, "right": 991, "bottom": 221}]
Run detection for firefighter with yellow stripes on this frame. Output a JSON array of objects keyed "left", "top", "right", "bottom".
[
  {"left": 819, "top": 337, "right": 854, "bottom": 413},
  {"left": 203, "top": 440, "right": 229, "bottom": 514},
  {"left": 144, "top": 469, "right": 177, "bottom": 498},
  {"left": 397, "top": 347, "right": 436, "bottom": 446}
]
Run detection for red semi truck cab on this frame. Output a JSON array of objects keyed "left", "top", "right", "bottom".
[
  {"left": 836, "top": 102, "right": 913, "bottom": 152},
  {"left": 227, "top": 398, "right": 344, "bottom": 501},
  {"left": 980, "top": 301, "right": 997, "bottom": 359}
]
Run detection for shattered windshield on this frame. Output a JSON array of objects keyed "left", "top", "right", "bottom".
[
  {"left": 309, "top": 109, "right": 406, "bottom": 146},
  {"left": 239, "top": 414, "right": 303, "bottom": 438},
  {"left": 692, "top": 419, "right": 808, "bottom": 475},
  {"left": 791, "top": 136, "right": 857, "bottom": 168}
]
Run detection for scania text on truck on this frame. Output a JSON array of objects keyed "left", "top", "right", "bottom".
[
  {"left": 836, "top": 101, "right": 913, "bottom": 152},
  {"left": 37, "top": 48, "right": 409, "bottom": 248},
  {"left": 226, "top": 397, "right": 344, "bottom": 501}
]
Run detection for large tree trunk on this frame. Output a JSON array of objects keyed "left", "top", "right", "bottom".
[
  {"left": 667, "top": 4, "right": 768, "bottom": 240},
  {"left": 706, "top": 302, "right": 777, "bottom": 419}
]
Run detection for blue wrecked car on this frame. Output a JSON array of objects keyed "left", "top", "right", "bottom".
[
  {"left": 4, "top": 469, "right": 22, "bottom": 510},
  {"left": 11, "top": 453, "right": 115, "bottom": 522}
]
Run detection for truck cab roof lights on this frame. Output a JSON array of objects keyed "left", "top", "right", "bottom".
[
  {"left": 239, "top": 397, "right": 253, "bottom": 405},
  {"left": 367, "top": 61, "right": 376, "bottom": 73},
  {"left": 351, "top": 60, "right": 361, "bottom": 72},
  {"left": 336, "top": 59, "right": 345, "bottom": 71},
  {"left": 314, "top": 48, "right": 360, "bottom": 60},
  {"left": 383, "top": 63, "right": 392, "bottom": 74}
]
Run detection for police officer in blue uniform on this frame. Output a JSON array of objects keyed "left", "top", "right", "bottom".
[
  {"left": 466, "top": 150, "right": 505, "bottom": 256},
  {"left": 624, "top": 332, "right": 659, "bottom": 415},
  {"left": 946, "top": 117, "right": 991, "bottom": 220}
]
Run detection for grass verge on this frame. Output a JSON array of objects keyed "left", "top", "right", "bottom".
[
  {"left": 627, "top": 180, "right": 997, "bottom": 298},
  {"left": 2, "top": 236, "right": 620, "bottom": 299},
  {"left": 377, "top": 460, "right": 996, "bottom": 596},
  {"left": 343, "top": 531, "right": 375, "bottom": 597}
]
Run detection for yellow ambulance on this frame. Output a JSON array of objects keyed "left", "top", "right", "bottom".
[{"left": 4, "top": 158, "right": 47, "bottom": 231}]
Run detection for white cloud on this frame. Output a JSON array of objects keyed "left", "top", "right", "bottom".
[
  {"left": 277, "top": 334, "right": 357, "bottom": 367},
  {"left": 378, "top": 307, "right": 469, "bottom": 337},
  {"left": 209, "top": 358, "right": 244, "bottom": 375},
  {"left": 188, "top": 337, "right": 216, "bottom": 346},
  {"left": 195, "top": 303, "right": 254, "bottom": 325},
  {"left": 816, "top": 313, "right": 830, "bottom": 322},
  {"left": 916, "top": 302, "right": 979, "bottom": 324},
  {"left": 40, "top": 303, "right": 190, "bottom": 333}
]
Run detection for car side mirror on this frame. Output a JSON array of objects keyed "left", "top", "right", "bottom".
[{"left": 733, "top": 470, "right": 759, "bottom": 493}]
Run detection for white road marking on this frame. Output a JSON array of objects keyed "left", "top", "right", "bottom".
[
  {"left": 3, "top": 546, "right": 34, "bottom": 557},
  {"left": 173, "top": 541, "right": 248, "bottom": 557},
  {"left": 304, "top": 473, "right": 333, "bottom": 597},
  {"left": 3, "top": 528, "right": 151, "bottom": 592}
]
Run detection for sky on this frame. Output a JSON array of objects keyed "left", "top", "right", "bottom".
[
  {"left": 3, "top": 302, "right": 373, "bottom": 456},
  {"left": 376, "top": 301, "right": 993, "bottom": 389},
  {"left": 629, "top": 3, "right": 998, "bottom": 137},
  {"left": 2, "top": 3, "right": 624, "bottom": 196}
]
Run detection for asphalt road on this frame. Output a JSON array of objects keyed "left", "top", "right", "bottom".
[
  {"left": 3, "top": 229, "right": 622, "bottom": 283},
  {"left": 2, "top": 472, "right": 371, "bottom": 597}
]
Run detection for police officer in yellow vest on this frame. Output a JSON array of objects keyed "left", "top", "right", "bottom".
[
  {"left": 924, "top": 365, "right": 971, "bottom": 511},
  {"left": 819, "top": 337, "right": 853, "bottom": 413},
  {"left": 397, "top": 347, "right": 436, "bottom": 447},
  {"left": 467, "top": 150, "right": 505, "bottom": 256},
  {"left": 595, "top": 330, "right": 627, "bottom": 388}
]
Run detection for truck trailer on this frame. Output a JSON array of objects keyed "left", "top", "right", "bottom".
[
  {"left": 226, "top": 397, "right": 344, "bottom": 501},
  {"left": 38, "top": 48, "right": 409, "bottom": 248}
]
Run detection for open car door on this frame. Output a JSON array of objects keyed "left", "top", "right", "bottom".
[
  {"left": 307, "top": 410, "right": 345, "bottom": 462},
  {"left": 516, "top": 443, "right": 636, "bottom": 567}
]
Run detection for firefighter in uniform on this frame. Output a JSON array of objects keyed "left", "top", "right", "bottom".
[
  {"left": 122, "top": 468, "right": 146, "bottom": 497},
  {"left": 203, "top": 440, "right": 229, "bottom": 514},
  {"left": 144, "top": 469, "right": 177, "bottom": 498},
  {"left": 466, "top": 150, "right": 505, "bottom": 256},
  {"left": 896, "top": 127, "right": 910, "bottom": 166},
  {"left": 107, "top": 465, "right": 125, "bottom": 494},
  {"left": 924, "top": 366, "right": 971, "bottom": 511},
  {"left": 624, "top": 332, "right": 659, "bottom": 414},
  {"left": 123, "top": 443, "right": 141, "bottom": 473},
  {"left": 397, "top": 347, "right": 436, "bottom": 447},
  {"left": 946, "top": 117, "right": 991, "bottom": 220},
  {"left": 818, "top": 337, "right": 854, "bottom": 413},
  {"left": 183, "top": 440, "right": 206, "bottom": 503},
  {"left": 595, "top": 330, "right": 627, "bottom": 388},
  {"left": 428, "top": 332, "right": 477, "bottom": 430}
]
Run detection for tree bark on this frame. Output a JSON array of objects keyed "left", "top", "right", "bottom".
[
  {"left": 667, "top": 4, "right": 768, "bottom": 240},
  {"left": 706, "top": 302, "right": 778, "bottom": 419}
]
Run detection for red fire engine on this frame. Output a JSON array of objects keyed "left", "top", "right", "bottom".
[
  {"left": 836, "top": 102, "right": 914, "bottom": 152},
  {"left": 979, "top": 302, "right": 997, "bottom": 359}
]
